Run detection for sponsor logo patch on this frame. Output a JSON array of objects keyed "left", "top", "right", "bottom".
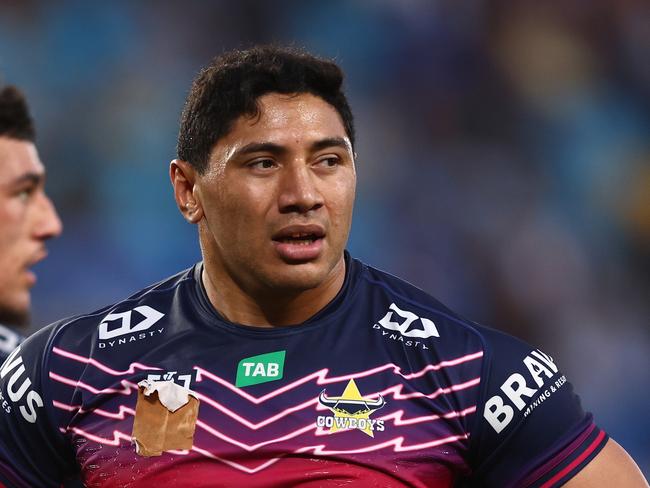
[
  {"left": 316, "top": 379, "right": 386, "bottom": 437},
  {"left": 0, "top": 346, "right": 43, "bottom": 423},
  {"left": 373, "top": 302, "right": 439, "bottom": 349},
  {"left": 98, "top": 305, "right": 165, "bottom": 349},
  {"left": 236, "top": 351, "right": 285, "bottom": 387},
  {"left": 146, "top": 370, "right": 195, "bottom": 389},
  {"left": 483, "top": 349, "right": 566, "bottom": 433}
]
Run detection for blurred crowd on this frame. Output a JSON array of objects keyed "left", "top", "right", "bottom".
[{"left": 0, "top": 0, "right": 648, "bottom": 474}]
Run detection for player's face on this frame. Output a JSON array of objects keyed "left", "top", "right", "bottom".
[
  {"left": 196, "top": 92, "right": 356, "bottom": 294},
  {"left": 0, "top": 137, "right": 62, "bottom": 326}
]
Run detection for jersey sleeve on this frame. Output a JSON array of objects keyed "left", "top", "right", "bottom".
[
  {"left": 0, "top": 325, "right": 78, "bottom": 487},
  {"left": 465, "top": 325, "right": 608, "bottom": 487},
  {"left": 0, "top": 325, "right": 24, "bottom": 365}
]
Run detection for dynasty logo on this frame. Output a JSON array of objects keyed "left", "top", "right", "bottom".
[
  {"left": 373, "top": 302, "right": 439, "bottom": 350},
  {"left": 316, "top": 379, "right": 386, "bottom": 437},
  {"left": 98, "top": 305, "right": 165, "bottom": 349}
]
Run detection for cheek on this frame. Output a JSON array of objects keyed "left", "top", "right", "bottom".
[
  {"left": 0, "top": 235, "right": 22, "bottom": 276},
  {"left": 330, "top": 177, "right": 356, "bottom": 222},
  {"left": 0, "top": 209, "right": 24, "bottom": 256},
  {"left": 205, "top": 186, "right": 269, "bottom": 239}
]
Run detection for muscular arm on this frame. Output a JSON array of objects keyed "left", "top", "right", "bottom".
[{"left": 565, "top": 439, "right": 649, "bottom": 488}]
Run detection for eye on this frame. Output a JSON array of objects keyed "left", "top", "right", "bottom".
[
  {"left": 16, "top": 186, "right": 36, "bottom": 202},
  {"left": 248, "top": 158, "right": 277, "bottom": 170},
  {"left": 316, "top": 155, "right": 340, "bottom": 168}
]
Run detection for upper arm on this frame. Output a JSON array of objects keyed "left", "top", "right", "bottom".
[
  {"left": 0, "top": 327, "right": 76, "bottom": 487},
  {"left": 564, "top": 439, "right": 649, "bottom": 488},
  {"left": 466, "top": 326, "right": 608, "bottom": 487}
]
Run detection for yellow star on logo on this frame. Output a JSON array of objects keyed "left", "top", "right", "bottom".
[{"left": 318, "top": 379, "right": 386, "bottom": 437}]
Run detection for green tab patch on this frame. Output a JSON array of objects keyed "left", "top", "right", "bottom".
[{"left": 236, "top": 350, "right": 286, "bottom": 387}]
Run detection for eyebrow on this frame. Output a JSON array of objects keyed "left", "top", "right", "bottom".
[
  {"left": 237, "top": 142, "right": 287, "bottom": 157},
  {"left": 310, "top": 137, "right": 351, "bottom": 153},
  {"left": 235, "top": 137, "right": 351, "bottom": 158},
  {"left": 9, "top": 172, "right": 44, "bottom": 188}
]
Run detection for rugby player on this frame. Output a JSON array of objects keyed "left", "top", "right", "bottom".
[
  {"left": 0, "top": 85, "right": 62, "bottom": 364},
  {"left": 0, "top": 47, "right": 646, "bottom": 487}
]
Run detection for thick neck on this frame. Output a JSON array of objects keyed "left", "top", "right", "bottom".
[{"left": 201, "top": 257, "right": 346, "bottom": 327}]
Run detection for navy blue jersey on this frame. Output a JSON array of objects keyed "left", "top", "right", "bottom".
[
  {"left": 0, "top": 324, "right": 23, "bottom": 365},
  {"left": 0, "top": 254, "right": 607, "bottom": 487}
]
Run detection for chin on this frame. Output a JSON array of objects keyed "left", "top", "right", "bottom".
[
  {"left": 0, "top": 304, "right": 30, "bottom": 328},
  {"left": 263, "top": 264, "right": 330, "bottom": 291}
]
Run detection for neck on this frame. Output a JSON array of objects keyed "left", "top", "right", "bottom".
[{"left": 201, "top": 258, "right": 346, "bottom": 327}]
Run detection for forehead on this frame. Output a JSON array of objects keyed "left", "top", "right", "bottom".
[
  {"left": 0, "top": 137, "right": 43, "bottom": 186},
  {"left": 219, "top": 92, "right": 349, "bottom": 150}
]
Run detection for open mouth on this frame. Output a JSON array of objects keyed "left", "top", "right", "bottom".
[
  {"left": 272, "top": 225, "right": 325, "bottom": 243},
  {"left": 271, "top": 225, "right": 326, "bottom": 261},
  {"left": 275, "top": 233, "right": 321, "bottom": 245}
]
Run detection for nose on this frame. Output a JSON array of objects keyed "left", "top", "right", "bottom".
[
  {"left": 33, "top": 192, "right": 63, "bottom": 240},
  {"left": 277, "top": 164, "right": 324, "bottom": 214}
]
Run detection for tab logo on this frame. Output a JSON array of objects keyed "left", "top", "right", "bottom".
[{"left": 236, "top": 351, "right": 285, "bottom": 387}]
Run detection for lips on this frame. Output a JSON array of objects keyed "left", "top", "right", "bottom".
[
  {"left": 28, "top": 248, "right": 48, "bottom": 266},
  {"left": 23, "top": 248, "right": 48, "bottom": 285},
  {"left": 272, "top": 224, "right": 325, "bottom": 262}
]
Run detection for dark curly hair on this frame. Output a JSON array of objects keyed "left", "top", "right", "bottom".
[
  {"left": 177, "top": 46, "right": 355, "bottom": 174},
  {"left": 0, "top": 85, "right": 35, "bottom": 142}
]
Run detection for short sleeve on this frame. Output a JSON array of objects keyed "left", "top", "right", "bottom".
[
  {"left": 0, "top": 326, "right": 77, "bottom": 488},
  {"left": 465, "top": 326, "right": 608, "bottom": 487}
]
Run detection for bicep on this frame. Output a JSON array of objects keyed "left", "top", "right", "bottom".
[
  {"left": 0, "top": 333, "right": 75, "bottom": 487},
  {"left": 564, "top": 439, "right": 649, "bottom": 488}
]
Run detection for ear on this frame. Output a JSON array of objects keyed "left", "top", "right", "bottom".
[{"left": 170, "top": 159, "right": 204, "bottom": 224}]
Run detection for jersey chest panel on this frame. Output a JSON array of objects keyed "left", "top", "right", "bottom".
[{"left": 52, "top": 313, "right": 478, "bottom": 487}]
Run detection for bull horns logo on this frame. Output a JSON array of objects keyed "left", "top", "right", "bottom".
[
  {"left": 318, "top": 390, "right": 386, "bottom": 416},
  {"left": 317, "top": 379, "right": 387, "bottom": 437}
]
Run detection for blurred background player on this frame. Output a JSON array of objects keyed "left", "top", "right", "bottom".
[{"left": 0, "top": 84, "right": 63, "bottom": 362}]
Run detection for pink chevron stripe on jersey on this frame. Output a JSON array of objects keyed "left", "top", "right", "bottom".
[
  {"left": 194, "top": 350, "right": 484, "bottom": 403},
  {"left": 298, "top": 433, "right": 470, "bottom": 455},
  {"left": 49, "top": 368, "right": 480, "bottom": 430},
  {"left": 49, "top": 346, "right": 483, "bottom": 402},
  {"left": 67, "top": 424, "right": 286, "bottom": 474},
  {"left": 52, "top": 346, "right": 162, "bottom": 375},
  {"left": 375, "top": 405, "right": 477, "bottom": 427},
  {"left": 53, "top": 397, "right": 476, "bottom": 453},
  {"left": 52, "top": 400, "right": 136, "bottom": 420},
  {"left": 65, "top": 424, "right": 471, "bottom": 474},
  {"left": 49, "top": 371, "right": 137, "bottom": 396}
]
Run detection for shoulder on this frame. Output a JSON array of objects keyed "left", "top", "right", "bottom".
[
  {"left": 0, "top": 323, "right": 24, "bottom": 362},
  {"left": 355, "top": 258, "right": 497, "bottom": 351},
  {"left": 355, "top": 258, "right": 605, "bottom": 486},
  {"left": 22, "top": 265, "right": 198, "bottom": 361},
  {"left": 357, "top": 257, "right": 548, "bottom": 349}
]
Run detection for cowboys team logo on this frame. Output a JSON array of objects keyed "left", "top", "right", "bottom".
[{"left": 316, "top": 379, "right": 386, "bottom": 437}]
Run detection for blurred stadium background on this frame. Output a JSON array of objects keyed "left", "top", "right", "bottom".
[{"left": 1, "top": 0, "right": 648, "bottom": 475}]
